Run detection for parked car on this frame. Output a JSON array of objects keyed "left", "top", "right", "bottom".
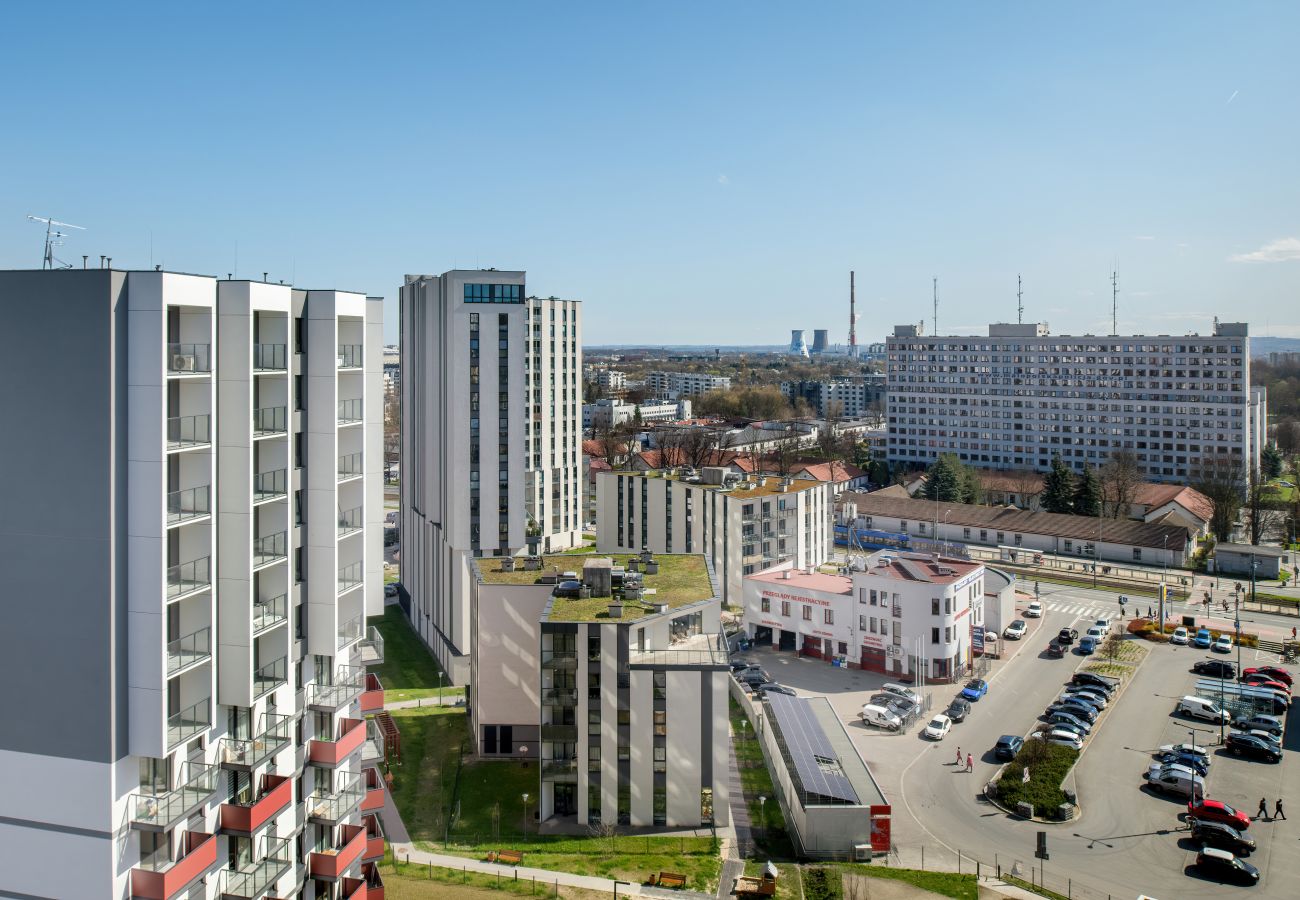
[
  {"left": 1044, "top": 716, "right": 1089, "bottom": 738},
  {"left": 923, "top": 714, "right": 953, "bottom": 740},
  {"left": 1193, "top": 628, "right": 1213, "bottom": 648},
  {"left": 859, "top": 704, "right": 903, "bottom": 731},
  {"left": 870, "top": 694, "right": 917, "bottom": 719},
  {"left": 1188, "top": 799, "right": 1252, "bottom": 830},
  {"left": 960, "top": 679, "right": 989, "bottom": 701},
  {"left": 1192, "top": 659, "right": 1235, "bottom": 679},
  {"left": 1004, "top": 620, "right": 1028, "bottom": 640},
  {"left": 1171, "top": 626, "right": 1189, "bottom": 645},
  {"left": 737, "top": 669, "right": 771, "bottom": 687},
  {"left": 1189, "top": 819, "right": 1255, "bottom": 856},
  {"left": 1153, "top": 751, "right": 1209, "bottom": 776},
  {"left": 1079, "top": 636, "right": 1098, "bottom": 655},
  {"left": 383, "top": 582, "right": 398, "bottom": 598},
  {"left": 1159, "top": 742, "right": 1208, "bottom": 760},
  {"left": 1212, "top": 634, "right": 1233, "bottom": 654},
  {"left": 1086, "top": 625, "right": 1106, "bottom": 642},
  {"left": 729, "top": 659, "right": 758, "bottom": 673},
  {"left": 1177, "top": 696, "right": 1229, "bottom": 725},
  {"left": 1193, "top": 847, "right": 1259, "bottom": 884},
  {"left": 756, "top": 683, "right": 797, "bottom": 697},
  {"left": 1144, "top": 764, "right": 1205, "bottom": 799},
  {"left": 1241, "top": 672, "right": 1290, "bottom": 691},
  {"left": 881, "top": 683, "right": 922, "bottom": 705},
  {"left": 1058, "top": 628, "right": 1079, "bottom": 645},
  {"left": 1046, "top": 641, "right": 1065, "bottom": 658},
  {"left": 1046, "top": 702, "right": 1097, "bottom": 723},
  {"left": 946, "top": 697, "right": 971, "bottom": 723},
  {"left": 1244, "top": 665, "right": 1293, "bottom": 686},
  {"left": 1226, "top": 733, "right": 1282, "bottom": 762},
  {"left": 1025, "top": 601, "right": 1044, "bottom": 618},
  {"left": 1072, "top": 671, "right": 1120, "bottom": 694},
  {"left": 1031, "top": 729, "right": 1083, "bottom": 750},
  {"left": 1060, "top": 690, "right": 1106, "bottom": 710},
  {"left": 1232, "top": 714, "right": 1283, "bottom": 737},
  {"left": 1064, "top": 685, "right": 1109, "bottom": 706},
  {"left": 993, "top": 735, "right": 1024, "bottom": 761}
]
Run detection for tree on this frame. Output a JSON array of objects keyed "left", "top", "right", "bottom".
[
  {"left": 1276, "top": 419, "right": 1300, "bottom": 454},
  {"left": 768, "top": 428, "right": 805, "bottom": 476},
  {"left": 1194, "top": 454, "right": 1245, "bottom": 542},
  {"left": 1040, "top": 456, "right": 1076, "bottom": 514},
  {"left": 922, "top": 455, "right": 965, "bottom": 503},
  {"left": 957, "top": 462, "right": 981, "bottom": 504},
  {"left": 1073, "top": 464, "right": 1102, "bottom": 516},
  {"left": 1262, "top": 443, "right": 1284, "bottom": 480},
  {"left": 1245, "top": 467, "right": 1283, "bottom": 545},
  {"left": 594, "top": 422, "right": 635, "bottom": 471},
  {"left": 1098, "top": 450, "right": 1142, "bottom": 519}
]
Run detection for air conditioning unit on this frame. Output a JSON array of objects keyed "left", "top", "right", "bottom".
[
  {"left": 854, "top": 844, "right": 872, "bottom": 861},
  {"left": 172, "top": 354, "right": 197, "bottom": 372}
]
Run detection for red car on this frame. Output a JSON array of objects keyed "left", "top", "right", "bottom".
[
  {"left": 1241, "top": 676, "right": 1291, "bottom": 696},
  {"left": 1188, "top": 800, "right": 1252, "bottom": 831},
  {"left": 1244, "top": 666, "right": 1293, "bottom": 687}
]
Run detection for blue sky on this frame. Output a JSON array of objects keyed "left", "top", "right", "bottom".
[{"left": 2, "top": 2, "right": 1297, "bottom": 344}]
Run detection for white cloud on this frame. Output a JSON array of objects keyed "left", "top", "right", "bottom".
[
  {"left": 1227, "top": 90, "right": 1239, "bottom": 104},
  {"left": 717, "top": 174, "right": 730, "bottom": 186},
  {"left": 1231, "top": 237, "right": 1300, "bottom": 263},
  {"left": 1134, "top": 235, "right": 1156, "bottom": 241}
]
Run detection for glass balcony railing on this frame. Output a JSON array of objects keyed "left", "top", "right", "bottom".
[
  {"left": 338, "top": 452, "right": 363, "bottom": 481},
  {"left": 253, "top": 343, "right": 288, "bottom": 372},
  {"left": 166, "top": 626, "right": 211, "bottom": 676},
  {"left": 542, "top": 688, "right": 578, "bottom": 706},
  {"left": 252, "top": 594, "right": 288, "bottom": 633},
  {"left": 167, "top": 343, "right": 211, "bottom": 374},
  {"left": 166, "top": 485, "right": 211, "bottom": 525},
  {"left": 220, "top": 835, "right": 293, "bottom": 900},
  {"left": 337, "top": 615, "right": 364, "bottom": 649},
  {"left": 252, "top": 531, "right": 287, "bottom": 568},
  {"left": 307, "top": 773, "right": 363, "bottom": 823},
  {"left": 541, "top": 724, "right": 578, "bottom": 742},
  {"left": 541, "top": 758, "right": 578, "bottom": 778},
  {"left": 219, "top": 714, "right": 293, "bottom": 770},
  {"left": 168, "top": 697, "right": 210, "bottom": 749},
  {"left": 130, "top": 761, "right": 218, "bottom": 829},
  {"left": 541, "top": 650, "right": 577, "bottom": 670},
  {"left": 252, "top": 468, "right": 287, "bottom": 502},
  {"left": 166, "top": 414, "right": 211, "bottom": 450},
  {"left": 338, "top": 562, "right": 363, "bottom": 595},
  {"left": 309, "top": 665, "right": 365, "bottom": 710},
  {"left": 359, "top": 626, "right": 385, "bottom": 666},
  {"left": 338, "top": 506, "right": 363, "bottom": 537},
  {"left": 253, "top": 406, "right": 288, "bottom": 436},
  {"left": 253, "top": 657, "right": 287, "bottom": 700},
  {"left": 338, "top": 344, "right": 363, "bottom": 369},
  {"left": 167, "top": 556, "right": 211, "bottom": 599},
  {"left": 337, "top": 399, "right": 363, "bottom": 424}
]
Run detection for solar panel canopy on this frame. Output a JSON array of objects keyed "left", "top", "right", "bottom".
[{"left": 766, "top": 693, "right": 858, "bottom": 804}]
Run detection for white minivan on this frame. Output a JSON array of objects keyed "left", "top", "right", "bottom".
[
  {"left": 1178, "top": 696, "right": 1229, "bottom": 725},
  {"left": 859, "top": 704, "right": 903, "bottom": 731}
]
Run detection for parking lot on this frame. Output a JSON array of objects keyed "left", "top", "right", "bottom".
[{"left": 734, "top": 582, "right": 1299, "bottom": 897}]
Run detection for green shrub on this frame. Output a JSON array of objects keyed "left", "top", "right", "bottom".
[
  {"left": 803, "top": 867, "right": 841, "bottom": 900},
  {"left": 1145, "top": 631, "right": 1171, "bottom": 643},
  {"left": 996, "top": 741, "right": 1079, "bottom": 813}
]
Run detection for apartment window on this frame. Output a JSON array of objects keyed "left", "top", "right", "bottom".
[
  {"left": 869, "top": 589, "right": 878, "bottom": 605},
  {"left": 588, "top": 710, "right": 600, "bottom": 736},
  {"left": 780, "top": 600, "right": 790, "bottom": 617},
  {"left": 653, "top": 746, "right": 667, "bottom": 773},
  {"left": 294, "top": 490, "right": 304, "bottom": 525},
  {"left": 931, "top": 627, "right": 940, "bottom": 644},
  {"left": 931, "top": 598, "right": 940, "bottom": 616},
  {"left": 294, "top": 317, "right": 305, "bottom": 353},
  {"left": 483, "top": 726, "right": 498, "bottom": 755},
  {"left": 294, "top": 432, "right": 304, "bottom": 469},
  {"left": 653, "top": 710, "right": 666, "bottom": 736},
  {"left": 760, "top": 597, "right": 770, "bottom": 613},
  {"left": 294, "top": 547, "right": 303, "bottom": 583},
  {"left": 1133, "top": 547, "right": 1142, "bottom": 561},
  {"left": 653, "top": 672, "right": 667, "bottom": 700},
  {"left": 823, "top": 609, "right": 834, "bottom": 625},
  {"left": 294, "top": 374, "right": 304, "bottom": 410},
  {"left": 588, "top": 744, "right": 601, "bottom": 771},
  {"left": 859, "top": 615, "right": 868, "bottom": 631}
]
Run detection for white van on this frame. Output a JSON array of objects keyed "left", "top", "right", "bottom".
[
  {"left": 1145, "top": 764, "right": 1205, "bottom": 800},
  {"left": 1178, "top": 696, "right": 1229, "bottom": 725},
  {"left": 859, "top": 704, "right": 903, "bottom": 731},
  {"left": 881, "top": 683, "right": 921, "bottom": 705}
]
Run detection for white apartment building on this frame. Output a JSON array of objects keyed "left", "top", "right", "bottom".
[
  {"left": 742, "top": 551, "right": 990, "bottom": 681},
  {"left": 646, "top": 370, "right": 731, "bottom": 399},
  {"left": 886, "top": 321, "right": 1260, "bottom": 482},
  {"left": 595, "top": 470, "right": 833, "bottom": 607},
  {"left": 782, "top": 376, "right": 886, "bottom": 419},
  {"left": 0, "top": 268, "right": 388, "bottom": 900},
  {"left": 595, "top": 368, "right": 626, "bottom": 392},
  {"left": 582, "top": 397, "right": 692, "bottom": 430},
  {"left": 469, "top": 554, "right": 730, "bottom": 829},
  {"left": 525, "top": 296, "right": 584, "bottom": 552}
]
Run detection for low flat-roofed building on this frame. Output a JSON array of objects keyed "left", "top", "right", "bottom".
[{"left": 1211, "top": 543, "right": 1286, "bottom": 579}]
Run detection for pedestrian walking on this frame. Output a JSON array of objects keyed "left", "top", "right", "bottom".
[
  {"left": 966, "top": 753, "right": 973, "bottom": 773},
  {"left": 1275, "top": 799, "right": 1286, "bottom": 820},
  {"left": 955, "top": 746, "right": 962, "bottom": 765},
  {"left": 1257, "top": 798, "right": 1269, "bottom": 821},
  {"left": 1292, "top": 626, "right": 1297, "bottom": 640}
]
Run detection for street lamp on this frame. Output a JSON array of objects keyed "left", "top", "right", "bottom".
[
  {"left": 758, "top": 796, "right": 767, "bottom": 843},
  {"left": 522, "top": 793, "right": 530, "bottom": 837},
  {"left": 439, "top": 671, "right": 445, "bottom": 705}
]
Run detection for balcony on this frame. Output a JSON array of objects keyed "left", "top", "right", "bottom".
[
  {"left": 358, "top": 626, "right": 384, "bottom": 666},
  {"left": 219, "top": 835, "right": 293, "bottom": 900},
  {"left": 541, "top": 650, "right": 577, "bottom": 671},
  {"left": 309, "top": 717, "right": 365, "bottom": 767},
  {"left": 166, "top": 626, "right": 211, "bottom": 676},
  {"left": 129, "top": 762, "right": 218, "bottom": 832},
  {"left": 540, "top": 724, "right": 578, "bottom": 742},
  {"left": 220, "top": 774, "right": 292, "bottom": 835},
  {"left": 361, "top": 767, "right": 385, "bottom": 813},
  {"left": 542, "top": 688, "right": 577, "bottom": 707},
  {"left": 541, "top": 758, "right": 578, "bottom": 780},
  {"left": 253, "top": 531, "right": 287, "bottom": 569},
  {"left": 338, "top": 614, "right": 364, "bottom": 650},
  {"left": 219, "top": 714, "right": 293, "bottom": 771},
  {"left": 362, "top": 862, "right": 385, "bottom": 900},
  {"left": 131, "top": 830, "right": 217, "bottom": 900},
  {"left": 167, "top": 343, "right": 211, "bottom": 375},
  {"left": 307, "top": 773, "right": 362, "bottom": 825},
  {"left": 359, "top": 674, "right": 384, "bottom": 714},
  {"left": 338, "top": 506, "right": 363, "bottom": 538},
  {"left": 340, "top": 875, "right": 368, "bottom": 900},
  {"left": 338, "top": 562, "right": 363, "bottom": 595},
  {"left": 254, "top": 657, "right": 288, "bottom": 700},
  {"left": 309, "top": 823, "right": 366, "bottom": 881},
  {"left": 167, "top": 556, "right": 211, "bottom": 599},
  {"left": 253, "top": 469, "right": 288, "bottom": 504},
  {"left": 338, "top": 344, "right": 363, "bottom": 369},
  {"left": 253, "top": 343, "right": 288, "bottom": 372},
  {"left": 166, "top": 414, "right": 211, "bottom": 451},
  {"left": 629, "top": 633, "right": 729, "bottom": 669},
  {"left": 252, "top": 594, "right": 288, "bottom": 634},
  {"left": 168, "top": 697, "right": 210, "bottom": 749},
  {"left": 362, "top": 813, "right": 384, "bottom": 862},
  {"left": 361, "top": 718, "right": 384, "bottom": 764},
  {"left": 337, "top": 399, "right": 363, "bottom": 426},
  {"left": 253, "top": 406, "right": 288, "bottom": 438},
  {"left": 308, "top": 665, "right": 364, "bottom": 712},
  {"left": 338, "top": 452, "right": 363, "bottom": 483},
  {"left": 166, "top": 485, "right": 211, "bottom": 526}
]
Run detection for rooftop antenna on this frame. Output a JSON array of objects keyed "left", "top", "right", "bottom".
[
  {"left": 27, "top": 215, "right": 85, "bottom": 269},
  {"left": 932, "top": 276, "right": 938, "bottom": 335},
  {"left": 1110, "top": 269, "right": 1119, "bottom": 336},
  {"left": 848, "top": 270, "right": 857, "bottom": 357},
  {"left": 1017, "top": 274, "right": 1024, "bottom": 324}
]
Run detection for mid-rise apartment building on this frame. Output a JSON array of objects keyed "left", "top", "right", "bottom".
[
  {"left": 0, "top": 269, "right": 387, "bottom": 900},
  {"left": 645, "top": 370, "right": 731, "bottom": 399},
  {"left": 595, "top": 368, "right": 626, "bottom": 392},
  {"left": 469, "top": 553, "right": 730, "bottom": 828},
  {"left": 594, "top": 470, "right": 833, "bottom": 607},
  {"left": 885, "top": 321, "right": 1259, "bottom": 481},
  {"left": 782, "top": 376, "right": 886, "bottom": 419},
  {"left": 525, "top": 296, "right": 583, "bottom": 552}
]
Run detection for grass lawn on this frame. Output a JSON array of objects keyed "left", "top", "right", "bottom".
[
  {"left": 386, "top": 706, "right": 469, "bottom": 841},
  {"left": 730, "top": 697, "right": 796, "bottom": 858},
  {"left": 379, "top": 855, "right": 610, "bottom": 899},
  {"left": 743, "top": 862, "right": 977, "bottom": 900},
  {"left": 370, "top": 606, "right": 465, "bottom": 703}
]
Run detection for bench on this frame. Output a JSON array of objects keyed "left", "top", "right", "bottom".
[
  {"left": 485, "top": 849, "right": 524, "bottom": 865},
  {"left": 652, "top": 872, "right": 687, "bottom": 889}
]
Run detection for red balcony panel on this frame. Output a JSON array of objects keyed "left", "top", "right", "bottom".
[
  {"left": 361, "top": 766, "right": 385, "bottom": 813},
  {"left": 359, "top": 674, "right": 384, "bottom": 714},
  {"left": 130, "top": 831, "right": 217, "bottom": 900},
  {"left": 340, "top": 876, "right": 367, "bottom": 900},
  {"left": 220, "top": 774, "right": 292, "bottom": 834},
  {"left": 362, "top": 862, "right": 385, "bottom": 900},
  {"left": 310, "top": 823, "right": 366, "bottom": 880},
  {"left": 309, "top": 717, "right": 364, "bottom": 766},
  {"left": 362, "top": 813, "right": 384, "bottom": 862}
]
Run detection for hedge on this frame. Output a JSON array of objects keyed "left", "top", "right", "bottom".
[{"left": 996, "top": 741, "right": 1079, "bottom": 814}]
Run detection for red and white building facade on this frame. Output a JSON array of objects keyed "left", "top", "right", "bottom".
[{"left": 742, "top": 552, "right": 986, "bottom": 683}]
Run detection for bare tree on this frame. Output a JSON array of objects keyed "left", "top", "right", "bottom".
[
  {"left": 1194, "top": 454, "right": 1245, "bottom": 542},
  {"left": 595, "top": 422, "right": 634, "bottom": 471},
  {"left": 1097, "top": 450, "right": 1142, "bottom": 519},
  {"left": 680, "top": 426, "right": 724, "bottom": 471},
  {"left": 768, "top": 428, "right": 805, "bottom": 477},
  {"left": 1000, "top": 468, "right": 1044, "bottom": 509},
  {"left": 1245, "top": 467, "right": 1284, "bottom": 545},
  {"left": 652, "top": 426, "right": 686, "bottom": 469}
]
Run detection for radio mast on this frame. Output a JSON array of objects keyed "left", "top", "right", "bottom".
[{"left": 27, "top": 215, "right": 85, "bottom": 269}]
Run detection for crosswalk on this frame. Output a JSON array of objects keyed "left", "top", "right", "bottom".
[{"left": 1032, "top": 596, "right": 1123, "bottom": 621}]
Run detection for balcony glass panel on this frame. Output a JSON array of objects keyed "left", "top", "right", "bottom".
[
  {"left": 337, "top": 399, "right": 363, "bottom": 424},
  {"left": 338, "top": 344, "right": 363, "bottom": 368},
  {"left": 541, "top": 758, "right": 578, "bottom": 778},
  {"left": 310, "top": 664, "right": 364, "bottom": 709},
  {"left": 542, "top": 688, "right": 577, "bottom": 706},
  {"left": 338, "top": 562, "right": 363, "bottom": 595},
  {"left": 307, "top": 773, "right": 362, "bottom": 822},
  {"left": 252, "top": 469, "right": 287, "bottom": 502},
  {"left": 253, "top": 406, "right": 287, "bottom": 436},
  {"left": 337, "top": 615, "right": 364, "bottom": 649},
  {"left": 168, "top": 697, "right": 210, "bottom": 749},
  {"left": 253, "top": 343, "right": 288, "bottom": 372},
  {"left": 220, "top": 835, "right": 292, "bottom": 900},
  {"left": 219, "top": 714, "right": 292, "bottom": 770},
  {"left": 252, "top": 531, "right": 287, "bottom": 567},
  {"left": 541, "top": 650, "right": 577, "bottom": 669},
  {"left": 338, "top": 506, "right": 363, "bottom": 537},
  {"left": 130, "top": 762, "right": 217, "bottom": 829},
  {"left": 166, "top": 485, "right": 211, "bottom": 525},
  {"left": 167, "top": 343, "right": 211, "bottom": 374},
  {"left": 166, "top": 414, "right": 211, "bottom": 450},
  {"left": 167, "top": 556, "right": 211, "bottom": 599},
  {"left": 359, "top": 626, "right": 384, "bottom": 665},
  {"left": 253, "top": 657, "right": 287, "bottom": 700},
  {"left": 166, "top": 626, "right": 211, "bottom": 676},
  {"left": 338, "top": 452, "right": 363, "bottom": 481},
  {"left": 252, "top": 594, "right": 288, "bottom": 633}
]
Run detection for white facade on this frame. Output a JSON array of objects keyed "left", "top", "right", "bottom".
[
  {"left": 525, "top": 296, "right": 584, "bottom": 552},
  {"left": 583, "top": 397, "right": 691, "bottom": 429},
  {"left": 886, "top": 321, "right": 1258, "bottom": 481},
  {"left": 646, "top": 370, "right": 732, "bottom": 399},
  {"left": 595, "top": 368, "right": 626, "bottom": 391}
]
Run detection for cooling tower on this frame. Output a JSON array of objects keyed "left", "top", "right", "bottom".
[
  {"left": 811, "top": 329, "right": 829, "bottom": 354},
  {"left": 789, "top": 329, "right": 809, "bottom": 357}
]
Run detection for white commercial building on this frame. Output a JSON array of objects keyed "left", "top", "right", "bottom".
[
  {"left": 525, "top": 295, "right": 584, "bottom": 552},
  {"left": 646, "top": 370, "right": 732, "bottom": 399},
  {"left": 742, "top": 551, "right": 988, "bottom": 682},
  {"left": 0, "top": 268, "right": 388, "bottom": 900},
  {"left": 886, "top": 321, "right": 1260, "bottom": 481},
  {"left": 595, "top": 470, "right": 833, "bottom": 607},
  {"left": 582, "top": 397, "right": 692, "bottom": 430}
]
